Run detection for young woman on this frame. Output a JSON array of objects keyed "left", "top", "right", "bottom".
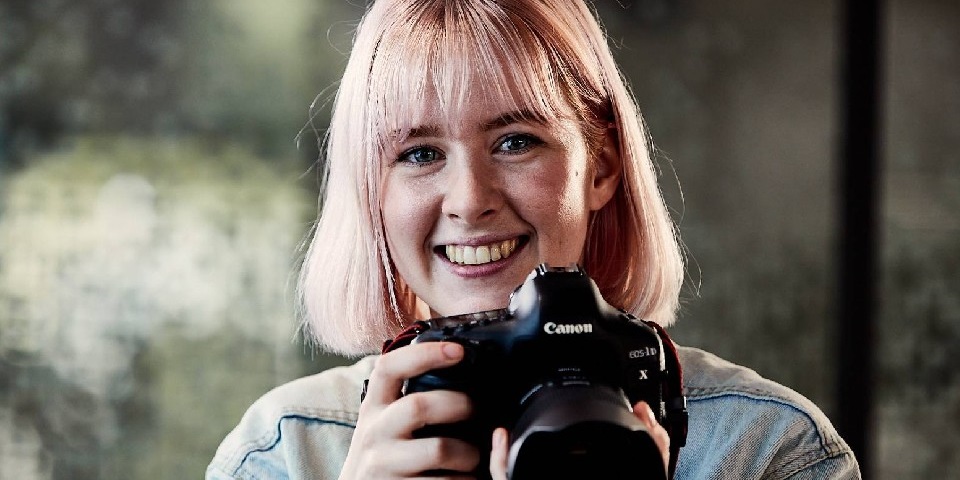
[{"left": 207, "top": 1, "right": 861, "bottom": 478}]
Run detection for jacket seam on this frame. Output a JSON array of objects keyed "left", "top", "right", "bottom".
[
  {"left": 227, "top": 414, "right": 357, "bottom": 477},
  {"left": 779, "top": 449, "right": 856, "bottom": 479},
  {"left": 685, "top": 389, "right": 845, "bottom": 457}
]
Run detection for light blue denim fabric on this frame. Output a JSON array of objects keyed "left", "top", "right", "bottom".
[{"left": 206, "top": 347, "right": 860, "bottom": 479}]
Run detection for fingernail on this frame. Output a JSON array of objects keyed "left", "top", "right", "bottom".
[{"left": 442, "top": 342, "right": 463, "bottom": 360}]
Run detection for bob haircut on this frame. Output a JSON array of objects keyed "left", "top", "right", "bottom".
[{"left": 298, "top": 0, "right": 685, "bottom": 356}]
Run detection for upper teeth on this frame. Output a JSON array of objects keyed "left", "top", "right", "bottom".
[{"left": 445, "top": 239, "right": 519, "bottom": 265}]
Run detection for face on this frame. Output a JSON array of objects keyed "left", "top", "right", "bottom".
[{"left": 380, "top": 91, "right": 618, "bottom": 317}]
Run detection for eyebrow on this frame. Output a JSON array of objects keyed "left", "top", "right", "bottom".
[
  {"left": 395, "top": 109, "right": 548, "bottom": 141},
  {"left": 399, "top": 125, "right": 440, "bottom": 140},
  {"left": 481, "top": 109, "right": 548, "bottom": 131}
]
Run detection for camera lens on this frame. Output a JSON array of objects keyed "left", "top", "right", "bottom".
[{"left": 508, "top": 384, "right": 666, "bottom": 480}]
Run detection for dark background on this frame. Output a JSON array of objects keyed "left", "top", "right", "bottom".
[{"left": 0, "top": 0, "right": 957, "bottom": 478}]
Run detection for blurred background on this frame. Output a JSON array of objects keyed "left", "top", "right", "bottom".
[{"left": 0, "top": 0, "right": 956, "bottom": 478}]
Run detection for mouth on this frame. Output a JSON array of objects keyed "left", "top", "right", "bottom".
[{"left": 437, "top": 236, "right": 528, "bottom": 266}]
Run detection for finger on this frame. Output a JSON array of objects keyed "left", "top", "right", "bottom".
[
  {"left": 379, "top": 390, "right": 473, "bottom": 439},
  {"left": 633, "top": 401, "right": 670, "bottom": 473},
  {"left": 374, "top": 436, "right": 480, "bottom": 477},
  {"left": 364, "top": 342, "right": 464, "bottom": 405},
  {"left": 489, "top": 427, "right": 510, "bottom": 480}
]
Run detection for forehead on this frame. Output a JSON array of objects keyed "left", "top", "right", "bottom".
[
  {"left": 368, "top": 7, "right": 577, "bottom": 144},
  {"left": 393, "top": 87, "right": 570, "bottom": 138},
  {"left": 383, "top": 63, "right": 572, "bottom": 135}
]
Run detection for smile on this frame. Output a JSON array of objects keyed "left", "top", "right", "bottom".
[{"left": 443, "top": 238, "right": 520, "bottom": 265}]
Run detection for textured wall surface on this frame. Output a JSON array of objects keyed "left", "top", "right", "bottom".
[
  {"left": 875, "top": 0, "right": 960, "bottom": 476},
  {"left": 0, "top": 1, "right": 957, "bottom": 478},
  {"left": 0, "top": 138, "right": 327, "bottom": 478}
]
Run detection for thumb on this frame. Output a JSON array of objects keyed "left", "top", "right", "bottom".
[{"left": 489, "top": 427, "right": 510, "bottom": 480}]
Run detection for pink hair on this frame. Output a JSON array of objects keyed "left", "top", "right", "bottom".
[{"left": 298, "top": 0, "right": 684, "bottom": 356}]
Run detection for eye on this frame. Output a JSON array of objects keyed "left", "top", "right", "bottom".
[
  {"left": 495, "top": 134, "right": 542, "bottom": 154},
  {"left": 397, "top": 146, "right": 443, "bottom": 165}
]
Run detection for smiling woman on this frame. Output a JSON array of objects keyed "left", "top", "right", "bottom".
[
  {"left": 206, "top": 1, "right": 861, "bottom": 479},
  {"left": 299, "top": 0, "right": 684, "bottom": 355}
]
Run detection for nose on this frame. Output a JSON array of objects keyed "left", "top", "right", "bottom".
[{"left": 441, "top": 159, "right": 503, "bottom": 224}]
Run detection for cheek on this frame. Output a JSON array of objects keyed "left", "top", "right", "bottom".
[
  {"left": 518, "top": 167, "right": 591, "bottom": 261},
  {"left": 523, "top": 166, "right": 589, "bottom": 221},
  {"left": 381, "top": 180, "right": 436, "bottom": 255}
]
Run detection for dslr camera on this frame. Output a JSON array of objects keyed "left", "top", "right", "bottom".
[{"left": 378, "top": 264, "right": 687, "bottom": 479}]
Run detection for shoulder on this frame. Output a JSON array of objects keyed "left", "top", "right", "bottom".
[
  {"left": 233, "top": 354, "right": 375, "bottom": 430},
  {"left": 206, "top": 356, "right": 376, "bottom": 480},
  {"left": 680, "top": 346, "right": 821, "bottom": 407},
  {"left": 675, "top": 346, "right": 860, "bottom": 479}
]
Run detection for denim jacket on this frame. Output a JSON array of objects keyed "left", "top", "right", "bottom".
[{"left": 206, "top": 346, "right": 861, "bottom": 479}]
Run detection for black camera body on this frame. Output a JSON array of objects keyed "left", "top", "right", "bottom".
[{"left": 381, "top": 264, "right": 687, "bottom": 479}]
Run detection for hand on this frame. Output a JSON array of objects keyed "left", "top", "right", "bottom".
[
  {"left": 487, "top": 401, "right": 670, "bottom": 479},
  {"left": 340, "top": 342, "right": 480, "bottom": 479},
  {"left": 633, "top": 401, "right": 671, "bottom": 474}
]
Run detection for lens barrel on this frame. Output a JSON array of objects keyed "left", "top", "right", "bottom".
[{"left": 508, "top": 384, "right": 666, "bottom": 479}]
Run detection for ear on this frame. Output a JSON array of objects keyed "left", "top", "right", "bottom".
[{"left": 587, "top": 127, "right": 622, "bottom": 211}]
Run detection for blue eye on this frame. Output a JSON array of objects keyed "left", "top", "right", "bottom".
[
  {"left": 398, "top": 146, "right": 442, "bottom": 165},
  {"left": 496, "top": 134, "right": 542, "bottom": 154}
]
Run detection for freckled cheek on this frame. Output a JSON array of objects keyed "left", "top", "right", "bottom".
[
  {"left": 520, "top": 179, "right": 588, "bottom": 231},
  {"left": 381, "top": 185, "right": 435, "bottom": 254}
]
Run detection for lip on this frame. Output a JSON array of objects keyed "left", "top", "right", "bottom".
[{"left": 434, "top": 235, "right": 529, "bottom": 278}]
